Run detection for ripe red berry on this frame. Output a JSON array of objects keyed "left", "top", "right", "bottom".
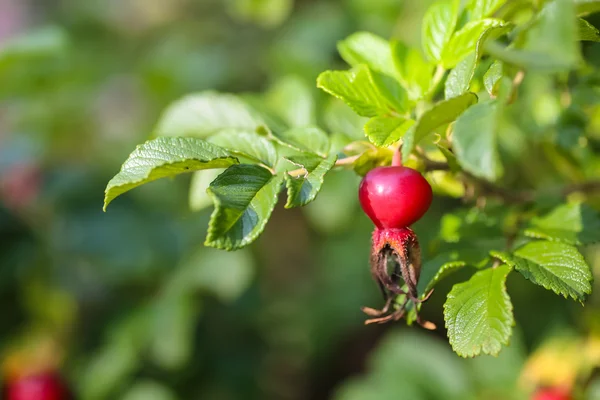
[
  {"left": 5, "top": 373, "right": 69, "bottom": 400},
  {"left": 532, "top": 388, "right": 571, "bottom": 400},
  {"left": 358, "top": 166, "right": 433, "bottom": 229}
]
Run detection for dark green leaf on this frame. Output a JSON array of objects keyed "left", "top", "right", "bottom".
[
  {"left": 317, "top": 65, "right": 400, "bottom": 117},
  {"left": 422, "top": 0, "right": 461, "bottom": 62},
  {"left": 284, "top": 153, "right": 337, "bottom": 208},
  {"left": 338, "top": 32, "right": 397, "bottom": 78},
  {"left": 453, "top": 100, "right": 503, "bottom": 181},
  {"left": 578, "top": 18, "right": 600, "bottom": 41},
  {"left": 364, "top": 115, "right": 414, "bottom": 147},
  {"left": 154, "top": 92, "right": 264, "bottom": 138},
  {"left": 391, "top": 41, "right": 434, "bottom": 100},
  {"left": 404, "top": 92, "right": 478, "bottom": 156},
  {"left": 492, "top": 241, "right": 592, "bottom": 302},
  {"left": 524, "top": 202, "right": 600, "bottom": 245},
  {"left": 444, "top": 265, "right": 514, "bottom": 357},
  {"left": 104, "top": 137, "right": 238, "bottom": 211},
  {"left": 205, "top": 165, "right": 283, "bottom": 250},
  {"left": 210, "top": 130, "right": 278, "bottom": 167},
  {"left": 444, "top": 53, "right": 476, "bottom": 99}
]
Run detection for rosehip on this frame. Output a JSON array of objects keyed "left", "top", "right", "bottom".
[
  {"left": 532, "top": 387, "right": 571, "bottom": 400},
  {"left": 5, "top": 373, "right": 69, "bottom": 400},
  {"left": 358, "top": 166, "right": 432, "bottom": 229}
]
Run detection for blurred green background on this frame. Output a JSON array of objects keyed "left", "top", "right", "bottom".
[{"left": 1, "top": 0, "right": 600, "bottom": 399}]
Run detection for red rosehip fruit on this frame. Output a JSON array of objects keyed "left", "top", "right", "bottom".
[
  {"left": 5, "top": 373, "right": 69, "bottom": 400},
  {"left": 532, "top": 388, "right": 571, "bottom": 400},
  {"left": 358, "top": 166, "right": 432, "bottom": 229}
]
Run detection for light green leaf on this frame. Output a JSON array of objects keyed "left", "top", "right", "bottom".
[
  {"left": 524, "top": 202, "right": 600, "bottom": 245},
  {"left": 452, "top": 100, "right": 503, "bottom": 181},
  {"left": 391, "top": 41, "right": 434, "bottom": 100},
  {"left": 422, "top": 0, "right": 461, "bottom": 62},
  {"left": 404, "top": 92, "right": 478, "bottom": 157},
  {"left": 444, "top": 265, "right": 514, "bottom": 357},
  {"left": 266, "top": 75, "right": 316, "bottom": 127},
  {"left": 209, "top": 130, "right": 278, "bottom": 167},
  {"left": 338, "top": 32, "right": 398, "bottom": 78},
  {"left": 468, "top": 0, "right": 506, "bottom": 20},
  {"left": 353, "top": 148, "right": 393, "bottom": 176},
  {"left": 226, "top": 0, "right": 293, "bottom": 28},
  {"left": 444, "top": 53, "right": 476, "bottom": 99},
  {"left": 284, "top": 153, "right": 337, "bottom": 208},
  {"left": 443, "top": 19, "right": 507, "bottom": 68},
  {"left": 492, "top": 241, "right": 592, "bottom": 302},
  {"left": 323, "top": 99, "right": 370, "bottom": 140},
  {"left": 523, "top": 0, "right": 579, "bottom": 69},
  {"left": 576, "top": 0, "right": 600, "bottom": 15},
  {"left": 104, "top": 137, "right": 238, "bottom": 211},
  {"left": 578, "top": 18, "right": 600, "bottom": 41},
  {"left": 364, "top": 115, "right": 414, "bottom": 147},
  {"left": 437, "top": 144, "right": 461, "bottom": 172},
  {"left": 121, "top": 381, "right": 177, "bottom": 400},
  {"left": 154, "top": 92, "right": 264, "bottom": 138},
  {"left": 189, "top": 169, "right": 225, "bottom": 211},
  {"left": 483, "top": 61, "right": 503, "bottom": 96},
  {"left": 275, "top": 126, "right": 330, "bottom": 157},
  {"left": 205, "top": 165, "right": 283, "bottom": 250}
]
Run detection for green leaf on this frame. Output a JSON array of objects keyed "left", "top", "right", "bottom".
[
  {"left": 323, "top": 99, "right": 370, "bottom": 140},
  {"left": 284, "top": 153, "right": 337, "bottom": 208},
  {"left": 210, "top": 130, "right": 278, "bottom": 167},
  {"left": 483, "top": 61, "right": 503, "bottom": 96},
  {"left": 492, "top": 241, "right": 592, "bottom": 302},
  {"left": 391, "top": 41, "right": 434, "bottom": 100},
  {"left": 524, "top": 202, "right": 600, "bottom": 245},
  {"left": 523, "top": 0, "right": 579, "bottom": 70},
  {"left": 418, "top": 253, "right": 468, "bottom": 296},
  {"left": 444, "top": 265, "right": 514, "bottom": 357},
  {"left": 104, "top": 137, "right": 239, "bottom": 211},
  {"left": 578, "top": 18, "right": 600, "bottom": 41},
  {"left": 353, "top": 148, "right": 393, "bottom": 176},
  {"left": 403, "top": 93, "right": 478, "bottom": 157},
  {"left": 275, "top": 126, "right": 330, "bottom": 157},
  {"left": 205, "top": 165, "right": 283, "bottom": 250},
  {"left": 338, "top": 32, "right": 397, "bottom": 78},
  {"left": 422, "top": 0, "right": 461, "bottom": 62},
  {"left": 442, "top": 19, "right": 507, "bottom": 68},
  {"left": 364, "top": 116, "right": 414, "bottom": 147},
  {"left": 444, "top": 53, "right": 476, "bottom": 99},
  {"left": 266, "top": 76, "right": 316, "bottom": 127},
  {"left": 452, "top": 100, "right": 503, "bottom": 181},
  {"left": 576, "top": 0, "right": 600, "bottom": 15},
  {"left": 189, "top": 169, "right": 225, "bottom": 211},
  {"left": 467, "top": 0, "right": 506, "bottom": 20},
  {"left": 317, "top": 65, "right": 400, "bottom": 117},
  {"left": 121, "top": 381, "right": 177, "bottom": 400},
  {"left": 154, "top": 92, "right": 264, "bottom": 138},
  {"left": 436, "top": 144, "right": 461, "bottom": 172}
]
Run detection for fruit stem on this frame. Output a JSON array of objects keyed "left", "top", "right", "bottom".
[{"left": 391, "top": 146, "right": 402, "bottom": 167}]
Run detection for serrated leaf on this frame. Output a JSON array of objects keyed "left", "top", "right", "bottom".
[
  {"left": 442, "top": 19, "right": 507, "bottom": 68},
  {"left": 364, "top": 116, "right": 414, "bottom": 147},
  {"left": 492, "top": 241, "right": 592, "bottom": 302},
  {"left": 205, "top": 165, "right": 283, "bottom": 250},
  {"left": 444, "top": 265, "right": 514, "bottom": 357},
  {"left": 353, "top": 148, "right": 393, "bottom": 176},
  {"left": 445, "top": 53, "right": 477, "bottom": 99},
  {"left": 275, "top": 126, "right": 330, "bottom": 157},
  {"left": 578, "top": 18, "right": 600, "bottom": 41},
  {"left": 468, "top": 0, "right": 506, "bottom": 20},
  {"left": 155, "top": 92, "right": 264, "bottom": 138},
  {"left": 210, "top": 130, "right": 278, "bottom": 167},
  {"left": 266, "top": 76, "right": 316, "bottom": 127},
  {"left": 483, "top": 61, "right": 503, "bottom": 96},
  {"left": 391, "top": 41, "right": 434, "bottom": 100},
  {"left": 403, "top": 93, "right": 478, "bottom": 157},
  {"left": 104, "top": 137, "right": 238, "bottom": 210},
  {"left": 317, "top": 66, "right": 397, "bottom": 117},
  {"left": 189, "top": 169, "right": 225, "bottom": 211},
  {"left": 523, "top": 0, "right": 579, "bottom": 69},
  {"left": 453, "top": 100, "right": 503, "bottom": 181},
  {"left": 524, "top": 202, "right": 600, "bottom": 245},
  {"left": 284, "top": 153, "right": 337, "bottom": 208},
  {"left": 338, "top": 32, "right": 398, "bottom": 78},
  {"left": 422, "top": 0, "right": 461, "bottom": 62}
]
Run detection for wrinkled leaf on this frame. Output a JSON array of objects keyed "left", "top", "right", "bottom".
[
  {"left": 284, "top": 153, "right": 337, "bottom": 208},
  {"left": 578, "top": 18, "right": 600, "bottom": 41},
  {"left": 364, "top": 115, "right": 414, "bottom": 147}
]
